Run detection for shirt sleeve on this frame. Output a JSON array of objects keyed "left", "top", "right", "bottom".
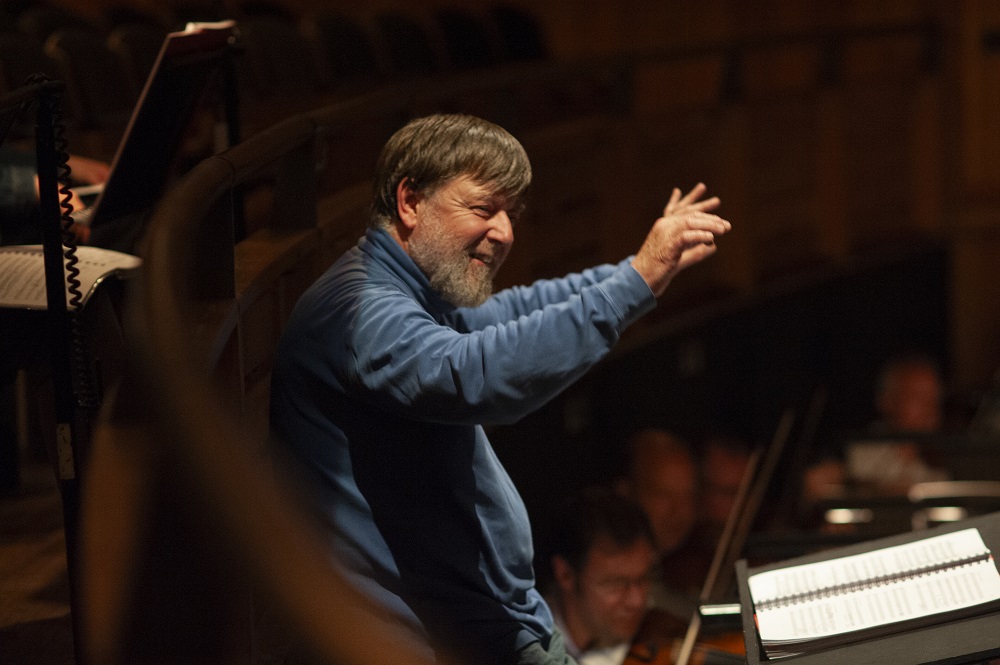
[
  {"left": 346, "top": 262, "right": 655, "bottom": 426},
  {"left": 444, "top": 259, "right": 632, "bottom": 332}
]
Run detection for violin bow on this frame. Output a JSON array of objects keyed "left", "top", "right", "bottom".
[{"left": 674, "top": 408, "right": 796, "bottom": 665}]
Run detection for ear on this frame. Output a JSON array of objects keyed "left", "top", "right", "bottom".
[
  {"left": 396, "top": 178, "right": 422, "bottom": 231},
  {"left": 551, "top": 555, "right": 577, "bottom": 595}
]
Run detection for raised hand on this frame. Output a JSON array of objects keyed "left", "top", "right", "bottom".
[{"left": 630, "top": 183, "right": 731, "bottom": 298}]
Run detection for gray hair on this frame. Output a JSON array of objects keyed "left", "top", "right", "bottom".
[{"left": 370, "top": 114, "right": 531, "bottom": 229}]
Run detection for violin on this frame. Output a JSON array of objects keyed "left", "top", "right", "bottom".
[
  {"left": 623, "top": 607, "right": 744, "bottom": 665},
  {"left": 624, "top": 638, "right": 743, "bottom": 665}
]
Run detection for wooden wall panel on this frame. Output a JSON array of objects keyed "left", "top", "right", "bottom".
[
  {"left": 952, "top": 231, "right": 1000, "bottom": 389},
  {"left": 27, "top": 0, "right": 989, "bottom": 393},
  {"left": 946, "top": 0, "right": 1000, "bottom": 389},
  {"left": 955, "top": 0, "right": 1000, "bottom": 194}
]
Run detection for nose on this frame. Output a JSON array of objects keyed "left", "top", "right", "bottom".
[
  {"left": 624, "top": 580, "right": 648, "bottom": 609},
  {"left": 487, "top": 210, "right": 514, "bottom": 246}
]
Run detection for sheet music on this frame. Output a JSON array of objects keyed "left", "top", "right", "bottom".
[
  {"left": 0, "top": 245, "right": 141, "bottom": 310},
  {"left": 749, "top": 528, "right": 1000, "bottom": 656}
]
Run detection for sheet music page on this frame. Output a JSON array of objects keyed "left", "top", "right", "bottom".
[
  {"left": 0, "top": 245, "right": 141, "bottom": 310},
  {"left": 754, "top": 555, "right": 1000, "bottom": 642},
  {"left": 750, "top": 528, "right": 992, "bottom": 606},
  {"left": 750, "top": 528, "right": 1000, "bottom": 645}
]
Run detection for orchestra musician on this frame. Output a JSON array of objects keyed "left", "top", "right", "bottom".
[
  {"left": 268, "top": 113, "right": 731, "bottom": 665},
  {"left": 539, "top": 486, "right": 746, "bottom": 665},
  {"left": 615, "top": 428, "right": 700, "bottom": 619},
  {"left": 803, "top": 352, "right": 950, "bottom": 501},
  {"left": 0, "top": 146, "right": 108, "bottom": 246},
  {"left": 540, "top": 486, "right": 659, "bottom": 665},
  {"left": 616, "top": 430, "right": 748, "bottom": 665},
  {"left": 657, "top": 433, "right": 752, "bottom": 602}
]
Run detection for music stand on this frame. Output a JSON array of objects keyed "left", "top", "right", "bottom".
[
  {"left": 735, "top": 511, "right": 1000, "bottom": 665},
  {"left": 85, "top": 21, "right": 238, "bottom": 253},
  {"left": 1, "top": 76, "right": 90, "bottom": 663}
]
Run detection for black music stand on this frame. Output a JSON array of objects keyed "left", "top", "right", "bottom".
[
  {"left": 735, "top": 511, "right": 1000, "bottom": 665},
  {"left": 1, "top": 77, "right": 89, "bottom": 663},
  {"left": 85, "top": 20, "right": 239, "bottom": 253},
  {"left": 0, "top": 82, "right": 44, "bottom": 493}
]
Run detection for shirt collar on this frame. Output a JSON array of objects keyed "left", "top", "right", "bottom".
[{"left": 363, "top": 227, "right": 455, "bottom": 315}]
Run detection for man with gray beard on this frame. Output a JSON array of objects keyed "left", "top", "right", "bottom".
[{"left": 269, "top": 114, "right": 731, "bottom": 665}]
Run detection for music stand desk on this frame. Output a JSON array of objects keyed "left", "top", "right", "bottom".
[{"left": 736, "top": 511, "right": 1000, "bottom": 665}]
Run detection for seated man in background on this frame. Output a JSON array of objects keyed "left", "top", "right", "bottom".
[
  {"left": 617, "top": 428, "right": 698, "bottom": 559},
  {"left": 541, "top": 486, "right": 657, "bottom": 665},
  {"left": 1, "top": 145, "right": 109, "bottom": 245},
  {"left": 844, "top": 352, "right": 950, "bottom": 491},
  {"left": 698, "top": 433, "right": 751, "bottom": 545},
  {"left": 804, "top": 352, "right": 950, "bottom": 500},
  {"left": 658, "top": 432, "right": 752, "bottom": 600},
  {"left": 615, "top": 428, "right": 701, "bottom": 617}
]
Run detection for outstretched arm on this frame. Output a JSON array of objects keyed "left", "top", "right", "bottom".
[
  {"left": 66, "top": 154, "right": 111, "bottom": 185},
  {"left": 630, "top": 183, "right": 731, "bottom": 297}
]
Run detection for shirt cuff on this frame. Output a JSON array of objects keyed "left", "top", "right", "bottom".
[{"left": 599, "top": 260, "right": 657, "bottom": 330}]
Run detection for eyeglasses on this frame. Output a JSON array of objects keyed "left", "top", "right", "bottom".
[{"left": 594, "top": 571, "right": 656, "bottom": 597}]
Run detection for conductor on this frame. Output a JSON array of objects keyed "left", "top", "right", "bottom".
[{"left": 269, "top": 114, "right": 731, "bottom": 665}]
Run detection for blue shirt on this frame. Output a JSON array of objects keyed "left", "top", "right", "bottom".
[{"left": 270, "top": 228, "right": 655, "bottom": 662}]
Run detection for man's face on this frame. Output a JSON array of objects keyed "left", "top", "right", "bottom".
[
  {"left": 559, "top": 537, "right": 656, "bottom": 649},
  {"left": 407, "top": 175, "right": 515, "bottom": 307},
  {"left": 701, "top": 443, "right": 749, "bottom": 531},
  {"left": 881, "top": 365, "right": 943, "bottom": 433},
  {"left": 633, "top": 455, "right": 697, "bottom": 555}
]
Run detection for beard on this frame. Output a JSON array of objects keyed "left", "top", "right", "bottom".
[{"left": 409, "top": 215, "right": 501, "bottom": 308}]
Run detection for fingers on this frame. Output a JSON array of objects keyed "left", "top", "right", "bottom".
[
  {"left": 690, "top": 196, "right": 721, "bottom": 212},
  {"left": 679, "top": 229, "right": 720, "bottom": 246},
  {"left": 662, "top": 210, "right": 731, "bottom": 236},
  {"left": 635, "top": 186, "right": 732, "bottom": 297},
  {"left": 677, "top": 182, "right": 707, "bottom": 206},
  {"left": 678, "top": 242, "right": 717, "bottom": 271},
  {"left": 663, "top": 183, "right": 720, "bottom": 215},
  {"left": 653, "top": 210, "right": 730, "bottom": 273},
  {"left": 664, "top": 187, "right": 682, "bottom": 214}
]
